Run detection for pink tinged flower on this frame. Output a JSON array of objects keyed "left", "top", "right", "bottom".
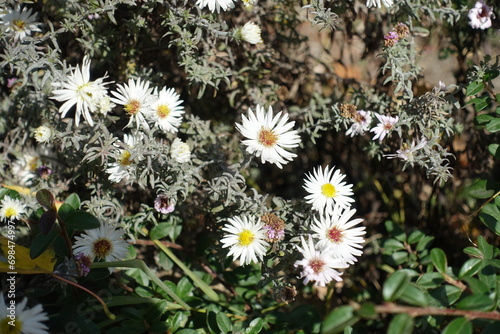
[
  {"left": 74, "top": 252, "right": 92, "bottom": 277},
  {"left": 7, "top": 78, "right": 17, "bottom": 88},
  {"left": 294, "top": 236, "right": 349, "bottom": 287},
  {"left": 468, "top": 1, "right": 494, "bottom": 30},
  {"left": 370, "top": 113, "right": 399, "bottom": 142},
  {"left": 346, "top": 110, "right": 372, "bottom": 137},
  {"left": 261, "top": 213, "right": 286, "bottom": 242},
  {"left": 384, "top": 137, "right": 427, "bottom": 162},
  {"left": 154, "top": 195, "right": 175, "bottom": 214}
]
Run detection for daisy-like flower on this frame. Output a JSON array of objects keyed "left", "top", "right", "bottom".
[
  {"left": 196, "top": 0, "right": 235, "bottom": 13},
  {"left": 106, "top": 134, "right": 141, "bottom": 183},
  {"left": 242, "top": 0, "right": 257, "bottom": 9},
  {"left": 0, "top": 6, "right": 41, "bottom": 41},
  {"left": 11, "top": 149, "right": 42, "bottom": 186},
  {"left": 366, "top": 0, "right": 395, "bottom": 8},
  {"left": 236, "top": 105, "right": 301, "bottom": 169},
  {"left": 220, "top": 215, "right": 269, "bottom": 266},
  {"left": 33, "top": 125, "right": 52, "bottom": 144},
  {"left": 304, "top": 165, "right": 355, "bottom": 215},
  {"left": 370, "top": 113, "right": 399, "bottom": 142},
  {"left": 0, "top": 196, "right": 25, "bottom": 221},
  {"left": 311, "top": 207, "right": 366, "bottom": 264},
  {"left": 51, "top": 56, "right": 110, "bottom": 127},
  {"left": 110, "top": 78, "right": 156, "bottom": 130},
  {"left": 147, "top": 87, "right": 184, "bottom": 133},
  {"left": 72, "top": 223, "right": 129, "bottom": 272},
  {"left": 0, "top": 293, "right": 49, "bottom": 334},
  {"left": 468, "top": 1, "right": 494, "bottom": 30},
  {"left": 385, "top": 137, "right": 428, "bottom": 163},
  {"left": 239, "top": 22, "right": 263, "bottom": 44},
  {"left": 170, "top": 138, "right": 191, "bottom": 163},
  {"left": 345, "top": 110, "right": 372, "bottom": 137},
  {"left": 294, "top": 236, "right": 349, "bottom": 287},
  {"left": 154, "top": 194, "right": 175, "bottom": 214}
]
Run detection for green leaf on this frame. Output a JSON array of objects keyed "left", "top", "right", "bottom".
[
  {"left": 485, "top": 118, "right": 500, "bottom": 133},
  {"left": 429, "top": 285, "right": 463, "bottom": 306},
  {"left": 458, "top": 258, "right": 483, "bottom": 278},
  {"left": 39, "top": 209, "right": 57, "bottom": 234},
  {"left": 478, "top": 265, "right": 496, "bottom": 289},
  {"left": 356, "top": 302, "right": 376, "bottom": 320},
  {"left": 468, "top": 97, "right": 488, "bottom": 111},
  {"left": 479, "top": 204, "right": 500, "bottom": 235},
  {"left": 431, "top": 248, "right": 447, "bottom": 273},
  {"left": 381, "top": 239, "right": 405, "bottom": 253},
  {"left": 150, "top": 222, "right": 173, "bottom": 240},
  {"left": 475, "top": 113, "right": 495, "bottom": 125},
  {"left": 416, "top": 236, "right": 434, "bottom": 252},
  {"left": 417, "top": 272, "right": 444, "bottom": 289},
  {"left": 383, "top": 271, "right": 410, "bottom": 302},
  {"left": 466, "top": 81, "right": 484, "bottom": 96},
  {"left": 64, "top": 193, "right": 81, "bottom": 210},
  {"left": 488, "top": 144, "right": 500, "bottom": 158},
  {"left": 30, "top": 230, "right": 59, "bottom": 259},
  {"left": 36, "top": 189, "right": 56, "bottom": 210},
  {"left": 57, "top": 203, "right": 76, "bottom": 221},
  {"left": 245, "top": 318, "right": 264, "bottom": 334},
  {"left": 398, "top": 284, "right": 428, "bottom": 307},
  {"left": 463, "top": 247, "right": 483, "bottom": 258},
  {"left": 176, "top": 277, "right": 194, "bottom": 299},
  {"left": 442, "top": 317, "right": 472, "bottom": 334},
  {"left": 484, "top": 69, "right": 500, "bottom": 82},
  {"left": 407, "top": 230, "right": 425, "bottom": 244},
  {"left": 321, "top": 306, "right": 359, "bottom": 334},
  {"left": 455, "top": 294, "right": 495, "bottom": 311},
  {"left": 387, "top": 314, "right": 414, "bottom": 334},
  {"left": 216, "top": 312, "right": 232, "bottom": 334},
  {"left": 385, "top": 221, "right": 406, "bottom": 242},
  {"left": 477, "top": 236, "right": 494, "bottom": 260},
  {"left": 467, "top": 179, "right": 498, "bottom": 199},
  {"left": 64, "top": 211, "right": 100, "bottom": 230},
  {"left": 463, "top": 277, "right": 489, "bottom": 294}
]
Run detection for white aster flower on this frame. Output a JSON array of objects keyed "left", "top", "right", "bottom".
[
  {"left": 311, "top": 207, "right": 366, "bottom": 264},
  {"left": 468, "top": 1, "right": 494, "bottom": 30},
  {"left": 239, "top": 22, "right": 263, "bottom": 44},
  {"left": 384, "top": 137, "right": 427, "bottom": 163},
  {"left": 106, "top": 134, "right": 141, "bottom": 183},
  {"left": 366, "top": 0, "right": 395, "bottom": 8},
  {"left": 147, "top": 87, "right": 184, "bottom": 133},
  {"left": 196, "top": 0, "right": 235, "bottom": 13},
  {"left": 110, "top": 78, "right": 156, "bottom": 130},
  {"left": 370, "top": 113, "right": 399, "bottom": 142},
  {"left": 236, "top": 105, "right": 301, "bottom": 168},
  {"left": 294, "top": 236, "right": 348, "bottom": 287},
  {"left": 170, "top": 138, "right": 191, "bottom": 163},
  {"left": 242, "top": 0, "right": 257, "bottom": 9},
  {"left": 345, "top": 110, "right": 372, "bottom": 137},
  {"left": 220, "top": 215, "right": 269, "bottom": 266},
  {"left": 51, "top": 56, "right": 110, "bottom": 126},
  {"left": 304, "top": 165, "right": 355, "bottom": 215},
  {"left": 73, "top": 223, "right": 129, "bottom": 272},
  {"left": 0, "top": 293, "right": 49, "bottom": 334},
  {"left": 0, "top": 196, "right": 25, "bottom": 221},
  {"left": 33, "top": 125, "right": 52, "bottom": 144},
  {"left": 11, "top": 149, "right": 42, "bottom": 186},
  {"left": 0, "top": 6, "right": 41, "bottom": 41}
]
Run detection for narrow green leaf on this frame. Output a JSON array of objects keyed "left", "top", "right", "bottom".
[
  {"left": 431, "top": 248, "right": 447, "bottom": 273},
  {"left": 442, "top": 317, "right": 472, "bottom": 334},
  {"left": 30, "top": 230, "right": 58, "bottom": 259},
  {"left": 387, "top": 314, "right": 414, "bottom": 334},
  {"left": 64, "top": 211, "right": 101, "bottom": 230},
  {"left": 216, "top": 312, "right": 232, "bottom": 334},
  {"left": 468, "top": 97, "right": 488, "bottom": 111},
  {"left": 458, "top": 258, "right": 483, "bottom": 278},
  {"left": 466, "top": 81, "right": 484, "bottom": 96},
  {"left": 485, "top": 118, "right": 500, "bottom": 133},
  {"left": 455, "top": 294, "right": 495, "bottom": 311},
  {"left": 321, "top": 306, "right": 359, "bottom": 334},
  {"left": 64, "top": 193, "right": 81, "bottom": 210},
  {"left": 383, "top": 271, "right": 410, "bottom": 302}
]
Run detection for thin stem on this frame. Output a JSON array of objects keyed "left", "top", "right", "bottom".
[{"left": 51, "top": 273, "right": 116, "bottom": 320}]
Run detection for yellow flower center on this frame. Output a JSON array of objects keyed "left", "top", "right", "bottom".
[
  {"left": 4, "top": 207, "right": 17, "bottom": 219},
  {"left": 0, "top": 317, "right": 22, "bottom": 334},
  {"left": 321, "top": 183, "right": 336, "bottom": 198},
  {"left": 124, "top": 99, "right": 141, "bottom": 115},
  {"left": 118, "top": 151, "right": 132, "bottom": 166},
  {"left": 309, "top": 258, "right": 325, "bottom": 274},
  {"left": 257, "top": 128, "right": 278, "bottom": 147},
  {"left": 77, "top": 82, "right": 93, "bottom": 99},
  {"left": 28, "top": 157, "right": 39, "bottom": 172},
  {"left": 156, "top": 105, "right": 170, "bottom": 119},
  {"left": 327, "top": 226, "right": 343, "bottom": 243},
  {"left": 238, "top": 230, "right": 255, "bottom": 246},
  {"left": 93, "top": 239, "right": 113, "bottom": 259},
  {"left": 12, "top": 19, "right": 25, "bottom": 31}
]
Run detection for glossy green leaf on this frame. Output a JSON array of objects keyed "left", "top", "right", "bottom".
[
  {"left": 381, "top": 239, "right": 405, "bottom": 253},
  {"left": 387, "top": 314, "right": 414, "bottom": 334},
  {"left": 466, "top": 81, "right": 484, "bottom": 96},
  {"left": 356, "top": 302, "right": 376, "bottom": 320},
  {"left": 458, "top": 258, "right": 483, "bottom": 279},
  {"left": 475, "top": 113, "right": 495, "bottom": 125},
  {"left": 385, "top": 221, "right": 406, "bottom": 242},
  {"left": 383, "top": 271, "right": 410, "bottom": 302},
  {"left": 407, "top": 230, "right": 425, "bottom": 244},
  {"left": 36, "top": 189, "right": 55, "bottom": 210},
  {"left": 30, "top": 230, "right": 58, "bottom": 259},
  {"left": 463, "top": 247, "right": 483, "bottom": 258},
  {"left": 463, "top": 277, "right": 489, "bottom": 294},
  {"left": 245, "top": 318, "right": 264, "bottom": 334},
  {"left": 468, "top": 97, "right": 488, "bottom": 111},
  {"left": 478, "top": 265, "right": 496, "bottom": 289},
  {"left": 150, "top": 222, "right": 173, "bottom": 240},
  {"left": 416, "top": 236, "right": 434, "bottom": 252},
  {"left": 486, "top": 118, "right": 500, "bottom": 133},
  {"left": 398, "top": 284, "right": 428, "bottom": 307},
  {"left": 455, "top": 294, "right": 495, "bottom": 311},
  {"left": 488, "top": 143, "right": 500, "bottom": 158},
  {"left": 479, "top": 204, "right": 500, "bottom": 235},
  {"left": 39, "top": 209, "right": 57, "bottom": 234},
  {"left": 64, "top": 211, "right": 100, "bottom": 230},
  {"left": 321, "top": 306, "right": 359, "bottom": 334},
  {"left": 64, "top": 193, "right": 81, "bottom": 210},
  {"left": 429, "top": 285, "right": 463, "bottom": 306},
  {"left": 216, "top": 312, "right": 232, "bottom": 334},
  {"left": 442, "top": 317, "right": 471, "bottom": 334},
  {"left": 431, "top": 248, "right": 447, "bottom": 273},
  {"left": 417, "top": 272, "right": 444, "bottom": 289},
  {"left": 477, "top": 236, "right": 493, "bottom": 260},
  {"left": 467, "top": 179, "right": 498, "bottom": 199},
  {"left": 57, "top": 203, "right": 75, "bottom": 221}
]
